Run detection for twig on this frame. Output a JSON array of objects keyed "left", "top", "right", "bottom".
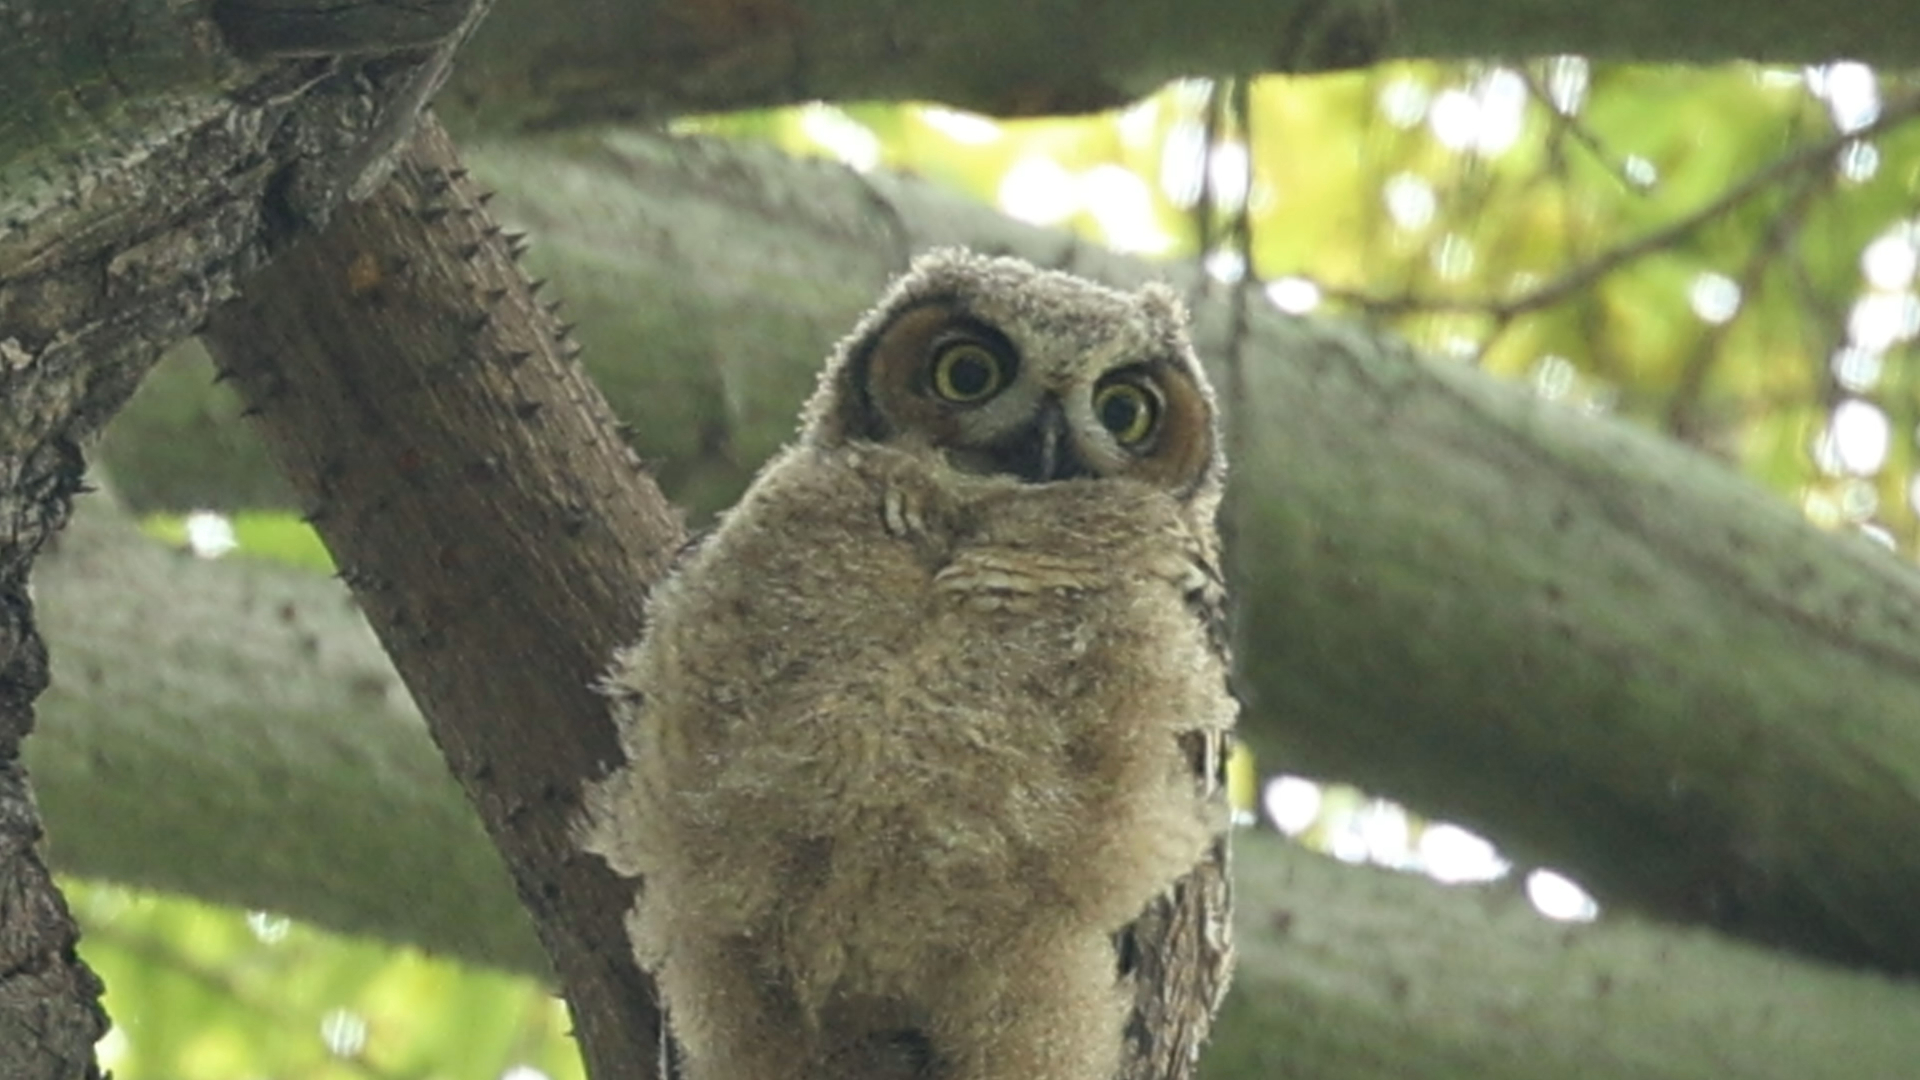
[
  {"left": 1519, "top": 62, "right": 1651, "bottom": 196},
  {"left": 1318, "top": 90, "right": 1920, "bottom": 321},
  {"left": 1663, "top": 151, "right": 1830, "bottom": 444}
]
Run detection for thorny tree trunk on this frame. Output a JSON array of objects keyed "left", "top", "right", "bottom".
[{"left": 201, "top": 114, "right": 680, "bottom": 1080}]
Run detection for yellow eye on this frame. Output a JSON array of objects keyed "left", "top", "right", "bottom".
[
  {"left": 931, "top": 341, "right": 1007, "bottom": 403},
  {"left": 1093, "top": 381, "right": 1160, "bottom": 445}
]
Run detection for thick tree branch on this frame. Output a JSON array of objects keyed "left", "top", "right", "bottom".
[
  {"left": 201, "top": 114, "right": 685, "bottom": 1080},
  {"left": 36, "top": 565, "right": 1920, "bottom": 1080},
  {"left": 31, "top": 499, "right": 545, "bottom": 973},
  {"left": 440, "top": 0, "right": 1917, "bottom": 128},
  {"left": 443, "top": 0, "right": 1394, "bottom": 128},
  {"left": 212, "top": 0, "right": 481, "bottom": 58},
  {"left": 32, "top": 510, "right": 1920, "bottom": 1076},
  {"left": 1216, "top": 832, "right": 1920, "bottom": 1080}
]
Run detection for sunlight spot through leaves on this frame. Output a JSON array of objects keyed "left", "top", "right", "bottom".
[
  {"left": 1383, "top": 172, "right": 1436, "bottom": 231},
  {"left": 320, "top": 1008, "right": 369, "bottom": 1058},
  {"left": 1815, "top": 399, "right": 1890, "bottom": 477},
  {"left": 1265, "top": 276, "right": 1322, "bottom": 314},
  {"left": 1687, "top": 272, "right": 1741, "bottom": 324},
  {"left": 1526, "top": 869, "right": 1600, "bottom": 922},
  {"left": 917, "top": 106, "right": 1000, "bottom": 145},
  {"left": 997, "top": 156, "right": 1078, "bottom": 225},
  {"left": 184, "top": 511, "right": 237, "bottom": 559},
  {"left": 1861, "top": 229, "right": 1917, "bottom": 290},
  {"left": 1806, "top": 60, "right": 1880, "bottom": 133}
]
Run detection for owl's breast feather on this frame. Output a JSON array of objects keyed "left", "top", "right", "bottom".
[{"left": 634, "top": 446, "right": 1222, "bottom": 970}]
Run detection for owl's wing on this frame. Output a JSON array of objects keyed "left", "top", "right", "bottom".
[{"left": 1114, "top": 551, "right": 1235, "bottom": 1080}]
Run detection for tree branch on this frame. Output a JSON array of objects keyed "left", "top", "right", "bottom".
[
  {"left": 38, "top": 576, "right": 1920, "bottom": 1080},
  {"left": 212, "top": 0, "right": 481, "bottom": 58},
  {"left": 439, "top": 0, "right": 1920, "bottom": 128},
  {"left": 1, "top": 3, "right": 487, "bottom": 1074},
  {"left": 1216, "top": 832, "right": 1920, "bottom": 1080},
  {"left": 201, "top": 114, "right": 687, "bottom": 1080},
  {"left": 32, "top": 499, "right": 546, "bottom": 973}
]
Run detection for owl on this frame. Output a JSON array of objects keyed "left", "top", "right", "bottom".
[{"left": 579, "top": 249, "right": 1236, "bottom": 1080}]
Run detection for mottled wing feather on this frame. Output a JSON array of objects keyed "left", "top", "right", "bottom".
[{"left": 1115, "top": 552, "right": 1236, "bottom": 1080}]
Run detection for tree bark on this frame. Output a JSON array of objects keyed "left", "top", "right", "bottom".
[{"left": 201, "top": 114, "right": 682, "bottom": 1080}]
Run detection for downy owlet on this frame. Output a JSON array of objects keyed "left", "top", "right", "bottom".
[{"left": 579, "top": 249, "right": 1236, "bottom": 1080}]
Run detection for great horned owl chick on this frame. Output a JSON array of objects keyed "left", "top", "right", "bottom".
[{"left": 580, "top": 249, "right": 1236, "bottom": 1080}]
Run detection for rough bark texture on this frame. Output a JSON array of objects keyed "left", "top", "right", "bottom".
[
  {"left": 1, "top": 1, "right": 489, "bottom": 1074},
  {"left": 201, "top": 115, "right": 684, "bottom": 1080}
]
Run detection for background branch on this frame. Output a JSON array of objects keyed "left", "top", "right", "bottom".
[
  {"left": 440, "top": 0, "right": 1920, "bottom": 128},
  {"left": 33, "top": 499, "right": 546, "bottom": 973}
]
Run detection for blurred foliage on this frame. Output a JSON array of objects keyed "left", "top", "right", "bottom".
[
  {"left": 141, "top": 510, "right": 336, "bottom": 571},
  {"left": 687, "top": 62, "right": 1920, "bottom": 554},
  {"left": 82, "top": 59, "right": 1920, "bottom": 1077},
  {"left": 72, "top": 880, "right": 582, "bottom": 1080}
]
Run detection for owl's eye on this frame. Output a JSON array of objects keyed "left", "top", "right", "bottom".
[
  {"left": 1094, "top": 380, "right": 1161, "bottom": 445},
  {"left": 931, "top": 341, "right": 1009, "bottom": 403}
]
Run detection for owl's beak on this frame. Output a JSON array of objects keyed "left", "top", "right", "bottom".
[
  {"left": 973, "top": 396, "right": 1089, "bottom": 483},
  {"left": 1034, "top": 397, "right": 1069, "bottom": 482}
]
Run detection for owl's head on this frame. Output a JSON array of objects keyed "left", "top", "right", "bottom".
[{"left": 804, "top": 249, "right": 1222, "bottom": 500}]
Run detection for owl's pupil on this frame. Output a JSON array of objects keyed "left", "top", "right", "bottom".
[
  {"left": 1100, "top": 394, "right": 1140, "bottom": 434},
  {"left": 947, "top": 356, "right": 993, "bottom": 397}
]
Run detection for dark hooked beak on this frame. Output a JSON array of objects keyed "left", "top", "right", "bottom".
[
  {"left": 954, "top": 396, "right": 1093, "bottom": 483},
  {"left": 993, "top": 396, "right": 1089, "bottom": 483},
  {"left": 1034, "top": 397, "right": 1068, "bottom": 482}
]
